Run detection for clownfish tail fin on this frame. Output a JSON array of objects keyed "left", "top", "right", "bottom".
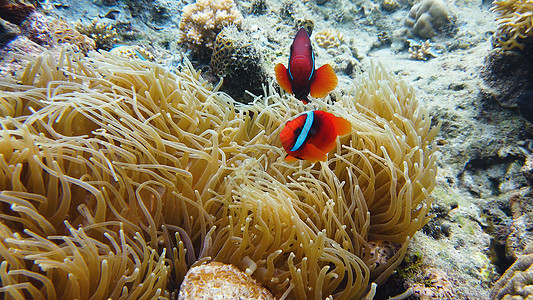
[
  {"left": 310, "top": 64, "right": 338, "bottom": 98},
  {"left": 275, "top": 63, "right": 293, "bottom": 94},
  {"left": 334, "top": 116, "right": 352, "bottom": 136}
]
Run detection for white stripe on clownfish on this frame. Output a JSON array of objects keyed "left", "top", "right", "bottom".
[{"left": 290, "top": 111, "right": 314, "bottom": 151}]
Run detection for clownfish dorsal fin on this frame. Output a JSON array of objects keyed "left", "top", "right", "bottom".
[
  {"left": 275, "top": 63, "right": 293, "bottom": 94},
  {"left": 310, "top": 64, "right": 338, "bottom": 98}
]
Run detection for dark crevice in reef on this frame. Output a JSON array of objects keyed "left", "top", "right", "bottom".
[
  {"left": 458, "top": 155, "right": 526, "bottom": 198},
  {"left": 490, "top": 237, "right": 515, "bottom": 275}
]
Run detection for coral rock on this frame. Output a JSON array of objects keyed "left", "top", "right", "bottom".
[
  {"left": 20, "top": 12, "right": 53, "bottom": 45},
  {"left": 0, "top": 18, "right": 20, "bottom": 47},
  {"left": 405, "top": 0, "right": 453, "bottom": 39},
  {"left": 178, "top": 262, "right": 275, "bottom": 300},
  {"left": 491, "top": 251, "right": 533, "bottom": 299},
  {"left": 480, "top": 48, "right": 531, "bottom": 109},
  {"left": 0, "top": 0, "right": 35, "bottom": 25}
]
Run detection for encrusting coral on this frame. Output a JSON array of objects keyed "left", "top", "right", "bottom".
[
  {"left": 178, "top": 262, "right": 275, "bottom": 299},
  {"left": 211, "top": 25, "right": 266, "bottom": 102},
  {"left": 49, "top": 20, "right": 95, "bottom": 54},
  {"left": 110, "top": 44, "right": 155, "bottom": 61},
  {"left": 490, "top": 0, "right": 533, "bottom": 50},
  {"left": 20, "top": 13, "right": 96, "bottom": 53},
  {"left": 0, "top": 45, "right": 438, "bottom": 299},
  {"left": 75, "top": 19, "right": 118, "bottom": 50},
  {"left": 315, "top": 29, "right": 345, "bottom": 49}
]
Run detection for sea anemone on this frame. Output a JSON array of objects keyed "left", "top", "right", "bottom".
[{"left": 0, "top": 46, "right": 438, "bottom": 299}]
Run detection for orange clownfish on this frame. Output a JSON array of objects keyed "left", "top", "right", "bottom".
[
  {"left": 280, "top": 110, "right": 351, "bottom": 162},
  {"left": 275, "top": 28, "right": 338, "bottom": 104}
]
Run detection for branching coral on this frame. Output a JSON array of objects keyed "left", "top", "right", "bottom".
[
  {"left": 0, "top": 46, "right": 438, "bottom": 299},
  {"left": 178, "top": 0, "right": 243, "bottom": 55},
  {"left": 408, "top": 39, "right": 437, "bottom": 60},
  {"left": 490, "top": 0, "right": 533, "bottom": 50}
]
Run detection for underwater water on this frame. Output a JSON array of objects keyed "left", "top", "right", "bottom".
[{"left": 0, "top": 0, "right": 532, "bottom": 299}]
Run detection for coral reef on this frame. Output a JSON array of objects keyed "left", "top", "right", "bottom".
[
  {"left": 490, "top": 250, "right": 533, "bottom": 299},
  {"left": 248, "top": 0, "right": 268, "bottom": 15},
  {"left": 315, "top": 29, "right": 345, "bottom": 49},
  {"left": 0, "top": 47, "right": 438, "bottom": 299},
  {"left": 210, "top": 25, "right": 266, "bottom": 102},
  {"left": 178, "top": 0, "right": 243, "bottom": 57},
  {"left": 405, "top": 0, "right": 453, "bottom": 39},
  {"left": 490, "top": 0, "right": 533, "bottom": 51},
  {"left": 408, "top": 39, "right": 437, "bottom": 60},
  {"left": 178, "top": 262, "right": 275, "bottom": 299},
  {"left": 505, "top": 190, "right": 533, "bottom": 259},
  {"left": 19, "top": 12, "right": 96, "bottom": 54},
  {"left": 75, "top": 19, "right": 118, "bottom": 50}
]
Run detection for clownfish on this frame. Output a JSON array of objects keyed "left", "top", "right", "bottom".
[
  {"left": 275, "top": 28, "right": 338, "bottom": 104},
  {"left": 280, "top": 110, "right": 351, "bottom": 162}
]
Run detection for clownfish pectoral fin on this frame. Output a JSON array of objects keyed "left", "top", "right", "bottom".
[
  {"left": 333, "top": 116, "right": 352, "bottom": 136},
  {"left": 305, "top": 144, "right": 328, "bottom": 162},
  {"left": 275, "top": 63, "right": 293, "bottom": 95},
  {"left": 285, "top": 154, "right": 299, "bottom": 162},
  {"left": 309, "top": 64, "right": 338, "bottom": 98}
]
